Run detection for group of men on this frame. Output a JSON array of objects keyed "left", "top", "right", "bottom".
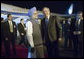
[
  {"left": 1, "top": 7, "right": 83, "bottom": 58},
  {"left": 62, "top": 11, "right": 83, "bottom": 58}
]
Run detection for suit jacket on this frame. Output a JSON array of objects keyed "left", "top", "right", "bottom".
[
  {"left": 72, "top": 18, "right": 83, "bottom": 33},
  {"left": 70, "top": 18, "right": 76, "bottom": 34},
  {"left": 41, "top": 15, "right": 62, "bottom": 43},
  {"left": 64, "top": 20, "right": 72, "bottom": 33},
  {"left": 4, "top": 20, "right": 17, "bottom": 39},
  {"left": 75, "top": 19, "right": 83, "bottom": 31},
  {"left": 74, "top": 19, "right": 83, "bottom": 38},
  {"left": 79, "top": 20, "right": 83, "bottom": 33},
  {"left": 71, "top": 18, "right": 83, "bottom": 39},
  {"left": 79, "top": 20, "right": 83, "bottom": 39},
  {"left": 1, "top": 22, "right": 5, "bottom": 40},
  {"left": 17, "top": 23, "right": 26, "bottom": 36}
]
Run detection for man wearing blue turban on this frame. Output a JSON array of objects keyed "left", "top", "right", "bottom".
[{"left": 26, "top": 7, "right": 44, "bottom": 58}]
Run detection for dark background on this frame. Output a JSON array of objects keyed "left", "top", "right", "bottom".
[{"left": 1, "top": 1, "right": 83, "bottom": 14}]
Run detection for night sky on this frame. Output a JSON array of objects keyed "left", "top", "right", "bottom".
[{"left": 1, "top": 1, "right": 83, "bottom": 14}]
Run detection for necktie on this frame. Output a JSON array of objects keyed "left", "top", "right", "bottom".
[{"left": 9, "top": 21, "right": 13, "bottom": 33}]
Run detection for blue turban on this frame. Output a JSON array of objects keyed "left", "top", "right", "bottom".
[{"left": 28, "top": 7, "right": 37, "bottom": 17}]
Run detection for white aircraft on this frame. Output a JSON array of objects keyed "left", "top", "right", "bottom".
[
  {"left": 1, "top": 3, "right": 67, "bottom": 24},
  {"left": 1, "top": 3, "right": 44, "bottom": 24}
]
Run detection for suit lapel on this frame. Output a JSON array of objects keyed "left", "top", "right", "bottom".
[
  {"left": 48, "top": 16, "right": 52, "bottom": 32},
  {"left": 42, "top": 18, "right": 45, "bottom": 32},
  {"left": 20, "top": 23, "right": 25, "bottom": 28},
  {"left": 79, "top": 20, "right": 82, "bottom": 28},
  {"left": 12, "top": 21, "right": 16, "bottom": 32},
  {"left": 7, "top": 21, "right": 10, "bottom": 31},
  {"left": 20, "top": 23, "right": 23, "bottom": 27},
  {"left": 43, "top": 16, "right": 52, "bottom": 33},
  {"left": 12, "top": 21, "right": 14, "bottom": 30}
]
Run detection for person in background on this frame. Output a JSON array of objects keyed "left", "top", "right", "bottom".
[
  {"left": 64, "top": 17, "right": 72, "bottom": 48},
  {"left": 17, "top": 18, "right": 27, "bottom": 47},
  {"left": 4, "top": 14, "right": 17, "bottom": 58},
  {"left": 1, "top": 17, "right": 4, "bottom": 42},
  {"left": 1, "top": 17, "right": 5, "bottom": 57},
  {"left": 73, "top": 11, "right": 83, "bottom": 58}
]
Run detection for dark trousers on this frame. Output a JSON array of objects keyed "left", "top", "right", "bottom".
[
  {"left": 64, "top": 31, "right": 72, "bottom": 48},
  {"left": 19, "top": 35, "right": 27, "bottom": 47},
  {"left": 78, "top": 39, "right": 83, "bottom": 58},
  {"left": 47, "top": 40, "right": 59, "bottom": 58},
  {"left": 73, "top": 35, "right": 78, "bottom": 57},
  {"left": 73, "top": 35, "right": 83, "bottom": 58},
  {"left": 4, "top": 33, "right": 16, "bottom": 57}
]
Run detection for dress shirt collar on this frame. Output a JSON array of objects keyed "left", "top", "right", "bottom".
[
  {"left": 47, "top": 15, "right": 50, "bottom": 20},
  {"left": 8, "top": 20, "right": 12, "bottom": 23}
]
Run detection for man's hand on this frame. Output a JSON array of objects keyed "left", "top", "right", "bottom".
[
  {"left": 58, "top": 38, "right": 62, "bottom": 42},
  {"left": 73, "top": 31, "right": 76, "bottom": 35},
  {"left": 78, "top": 31, "right": 81, "bottom": 34},
  {"left": 21, "top": 33, "right": 24, "bottom": 36},
  {"left": 5, "top": 37, "right": 8, "bottom": 41},
  {"left": 73, "top": 31, "right": 81, "bottom": 35}
]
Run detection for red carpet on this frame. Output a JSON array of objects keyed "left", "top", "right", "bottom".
[
  {"left": 1, "top": 42, "right": 47, "bottom": 58},
  {"left": 1, "top": 42, "right": 28, "bottom": 58}
]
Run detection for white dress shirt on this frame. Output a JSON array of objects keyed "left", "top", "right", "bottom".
[
  {"left": 26, "top": 21, "right": 34, "bottom": 48},
  {"left": 47, "top": 15, "right": 50, "bottom": 20},
  {"left": 8, "top": 20, "right": 13, "bottom": 27}
]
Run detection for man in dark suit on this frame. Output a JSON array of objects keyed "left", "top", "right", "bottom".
[
  {"left": 1, "top": 17, "right": 4, "bottom": 42},
  {"left": 1, "top": 17, "right": 5, "bottom": 57},
  {"left": 17, "top": 18, "right": 27, "bottom": 47},
  {"left": 4, "top": 14, "right": 17, "bottom": 57},
  {"left": 41, "top": 7, "right": 62, "bottom": 58},
  {"left": 64, "top": 18, "right": 72, "bottom": 48},
  {"left": 73, "top": 11, "right": 83, "bottom": 58}
]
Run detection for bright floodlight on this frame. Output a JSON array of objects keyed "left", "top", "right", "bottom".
[{"left": 68, "top": 4, "right": 73, "bottom": 15}]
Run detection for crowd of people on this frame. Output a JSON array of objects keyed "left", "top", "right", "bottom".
[
  {"left": 1, "top": 7, "right": 83, "bottom": 58},
  {"left": 62, "top": 11, "right": 83, "bottom": 58}
]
